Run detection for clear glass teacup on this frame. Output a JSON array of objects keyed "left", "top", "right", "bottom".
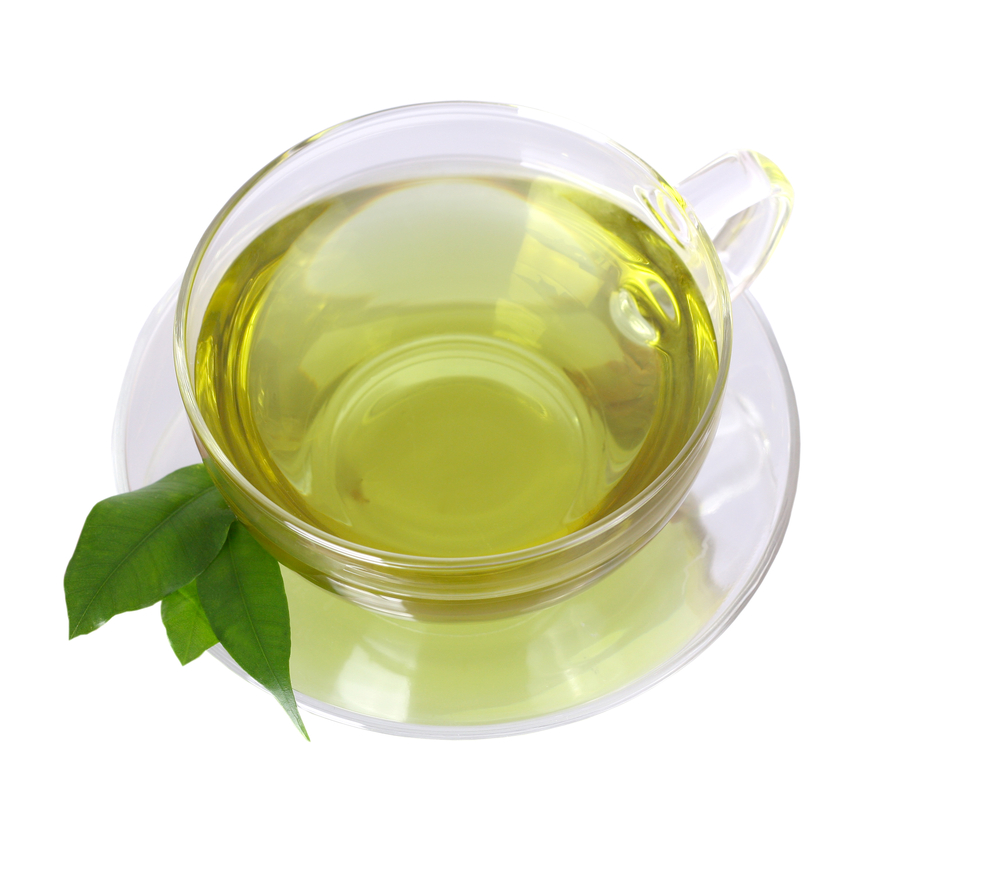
[{"left": 175, "top": 102, "right": 792, "bottom": 621}]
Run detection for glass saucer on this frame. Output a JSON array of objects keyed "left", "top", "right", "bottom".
[{"left": 114, "top": 282, "right": 798, "bottom": 738}]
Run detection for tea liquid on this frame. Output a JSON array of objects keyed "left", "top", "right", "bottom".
[{"left": 196, "top": 176, "right": 718, "bottom": 556}]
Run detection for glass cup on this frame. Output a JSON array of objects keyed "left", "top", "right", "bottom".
[{"left": 174, "top": 102, "right": 792, "bottom": 621}]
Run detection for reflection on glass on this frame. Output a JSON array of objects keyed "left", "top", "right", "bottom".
[{"left": 286, "top": 501, "right": 722, "bottom": 726}]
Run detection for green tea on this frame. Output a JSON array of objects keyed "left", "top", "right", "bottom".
[{"left": 195, "top": 175, "right": 718, "bottom": 557}]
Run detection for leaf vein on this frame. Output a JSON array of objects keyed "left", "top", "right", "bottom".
[
  {"left": 228, "top": 538, "right": 284, "bottom": 693},
  {"left": 69, "top": 483, "right": 224, "bottom": 636}
]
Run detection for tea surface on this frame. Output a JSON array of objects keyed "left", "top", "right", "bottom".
[{"left": 196, "top": 176, "right": 718, "bottom": 556}]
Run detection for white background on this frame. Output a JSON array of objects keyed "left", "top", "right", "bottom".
[{"left": 3, "top": 1, "right": 996, "bottom": 879}]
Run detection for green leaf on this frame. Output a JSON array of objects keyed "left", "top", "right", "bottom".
[
  {"left": 161, "top": 581, "right": 218, "bottom": 665},
  {"left": 64, "top": 463, "right": 236, "bottom": 638},
  {"left": 196, "top": 522, "right": 309, "bottom": 740}
]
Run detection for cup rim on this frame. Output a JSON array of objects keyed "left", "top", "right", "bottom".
[{"left": 173, "top": 100, "right": 734, "bottom": 570}]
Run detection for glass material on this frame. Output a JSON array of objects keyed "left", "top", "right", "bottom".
[
  {"left": 172, "top": 103, "right": 792, "bottom": 620},
  {"left": 114, "top": 280, "right": 798, "bottom": 737},
  {"left": 677, "top": 151, "right": 793, "bottom": 299}
]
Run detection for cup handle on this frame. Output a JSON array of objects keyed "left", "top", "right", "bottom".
[{"left": 676, "top": 151, "right": 793, "bottom": 299}]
